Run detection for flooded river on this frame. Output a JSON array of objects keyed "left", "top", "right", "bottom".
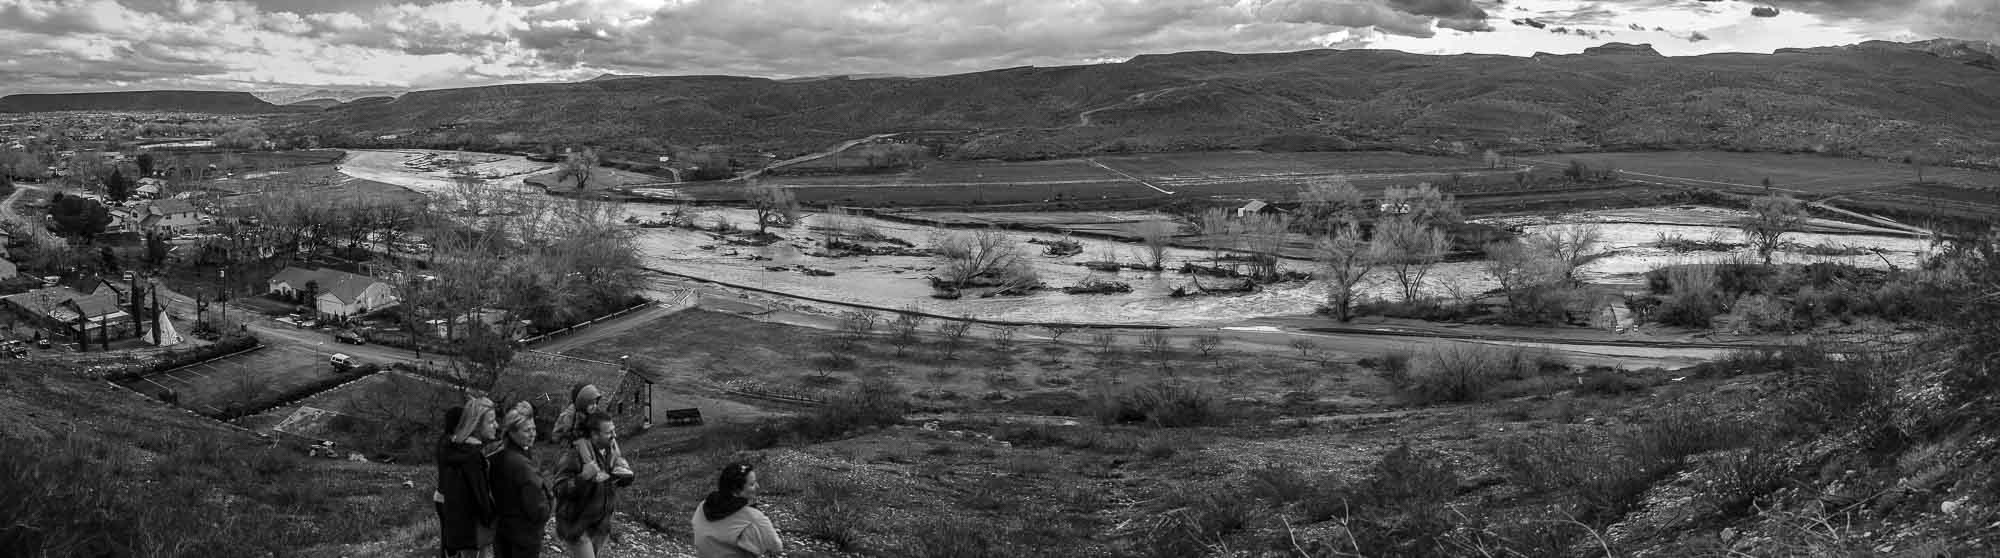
[{"left": 346, "top": 150, "right": 1935, "bottom": 327}]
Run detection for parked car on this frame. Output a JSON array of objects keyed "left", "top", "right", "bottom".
[
  {"left": 274, "top": 317, "right": 300, "bottom": 328},
  {"left": 334, "top": 331, "right": 366, "bottom": 345},
  {"left": 330, "top": 353, "right": 356, "bottom": 371},
  {"left": 1, "top": 341, "right": 26, "bottom": 358}
]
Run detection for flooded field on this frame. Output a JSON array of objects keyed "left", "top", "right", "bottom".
[{"left": 343, "top": 150, "right": 1939, "bottom": 327}]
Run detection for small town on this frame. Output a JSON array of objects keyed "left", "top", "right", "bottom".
[{"left": 4, "top": 1, "right": 2000, "bottom": 557}]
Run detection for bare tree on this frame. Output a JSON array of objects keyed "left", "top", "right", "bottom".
[
  {"left": 1740, "top": 194, "right": 1808, "bottom": 266},
  {"left": 1198, "top": 207, "right": 1236, "bottom": 267},
  {"left": 1192, "top": 334, "right": 1223, "bottom": 358},
  {"left": 935, "top": 228, "right": 1023, "bottom": 289},
  {"left": 1140, "top": 331, "right": 1173, "bottom": 372},
  {"left": 1535, "top": 224, "right": 1606, "bottom": 284},
  {"left": 558, "top": 148, "right": 598, "bottom": 190},
  {"left": 1135, "top": 219, "right": 1177, "bottom": 271},
  {"left": 1373, "top": 218, "right": 1448, "bottom": 302},
  {"left": 1485, "top": 238, "right": 1573, "bottom": 322},
  {"left": 934, "top": 319, "right": 973, "bottom": 360},
  {"left": 1377, "top": 182, "right": 1462, "bottom": 227},
  {"left": 746, "top": 182, "right": 798, "bottom": 234},
  {"left": 890, "top": 311, "right": 925, "bottom": 356},
  {"left": 840, "top": 311, "right": 879, "bottom": 348},
  {"left": 1288, "top": 338, "right": 1319, "bottom": 358},
  {"left": 1088, "top": 331, "right": 1118, "bottom": 359},
  {"left": 989, "top": 326, "right": 1016, "bottom": 347},
  {"left": 1039, "top": 323, "right": 1076, "bottom": 344},
  {"left": 1241, "top": 212, "right": 1292, "bottom": 282},
  {"left": 1317, "top": 221, "right": 1380, "bottom": 322},
  {"left": 1295, "top": 178, "right": 1367, "bottom": 235}
]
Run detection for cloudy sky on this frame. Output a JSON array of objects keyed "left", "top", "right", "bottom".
[{"left": 0, "top": 0, "right": 1994, "bottom": 96}]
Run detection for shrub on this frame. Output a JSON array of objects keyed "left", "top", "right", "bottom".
[
  {"left": 1650, "top": 264, "right": 1728, "bottom": 328},
  {"left": 1402, "top": 344, "right": 1568, "bottom": 403},
  {"left": 1773, "top": 351, "right": 1901, "bottom": 439},
  {"left": 1089, "top": 382, "right": 1230, "bottom": 428},
  {"left": 1135, "top": 485, "right": 1264, "bottom": 558},
  {"left": 1729, "top": 294, "right": 1799, "bottom": 333},
  {"left": 1354, "top": 298, "right": 1481, "bottom": 321},
  {"left": 1305, "top": 445, "right": 1461, "bottom": 555},
  {"left": 1575, "top": 369, "right": 1649, "bottom": 396},
  {"left": 1699, "top": 343, "right": 1832, "bottom": 378},
  {"left": 903, "top": 516, "right": 1012, "bottom": 558},
  {"left": 1700, "top": 444, "right": 1792, "bottom": 518},
  {"left": 795, "top": 474, "right": 866, "bottom": 550},
  {"left": 1493, "top": 409, "right": 1757, "bottom": 526}
]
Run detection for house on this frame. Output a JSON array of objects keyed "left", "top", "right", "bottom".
[
  {"left": 1236, "top": 200, "right": 1286, "bottom": 218},
  {"left": 0, "top": 285, "right": 132, "bottom": 340},
  {"left": 134, "top": 178, "right": 167, "bottom": 199},
  {"left": 267, "top": 267, "right": 397, "bottom": 319},
  {"left": 136, "top": 199, "right": 202, "bottom": 235}
]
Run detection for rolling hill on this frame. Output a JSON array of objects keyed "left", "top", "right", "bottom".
[
  {"left": 0, "top": 90, "right": 299, "bottom": 113},
  {"left": 273, "top": 40, "right": 2000, "bottom": 165}
]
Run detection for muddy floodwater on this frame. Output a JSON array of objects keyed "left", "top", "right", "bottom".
[
  {"left": 339, "top": 150, "right": 1935, "bottom": 327},
  {"left": 627, "top": 205, "right": 1931, "bottom": 327}
]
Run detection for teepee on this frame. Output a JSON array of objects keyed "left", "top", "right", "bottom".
[{"left": 153, "top": 312, "right": 185, "bottom": 346}]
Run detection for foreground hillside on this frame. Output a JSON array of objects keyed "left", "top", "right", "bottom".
[{"left": 286, "top": 40, "right": 2000, "bottom": 164}]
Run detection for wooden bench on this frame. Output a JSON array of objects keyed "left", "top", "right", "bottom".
[{"left": 660, "top": 408, "right": 704, "bottom": 427}]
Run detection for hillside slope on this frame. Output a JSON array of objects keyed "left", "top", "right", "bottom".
[
  {"left": 285, "top": 40, "right": 2000, "bottom": 164},
  {"left": 0, "top": 90, "right": 300, "bottom": 113}
]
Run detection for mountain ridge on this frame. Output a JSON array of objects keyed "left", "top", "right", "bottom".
[{"left": 276, "top": 40, "right": 2000, "bottom": 164}]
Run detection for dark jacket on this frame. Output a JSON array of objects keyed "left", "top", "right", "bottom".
[
  {"left": 489, "top": 445, "right": 551, "bottom": 549},
  {"left": 437, "top": 440, "right": 495, "bottom": 550},
  {"left": 553, "top": 442, "right": 618, "bottom": 540}
]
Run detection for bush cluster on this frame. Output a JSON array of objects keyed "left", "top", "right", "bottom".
[
  {"left": 1087, "top": 381, "right": 1230, "bottom": 428},
  {"left": 1397, "top": 344, "right": 1569, "bottom": 403}
]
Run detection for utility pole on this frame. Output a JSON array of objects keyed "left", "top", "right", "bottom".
[{"left": 150, "top": 285, "right": 162, "bottom": 346}]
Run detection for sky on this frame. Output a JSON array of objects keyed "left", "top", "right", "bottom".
[{"left": 0, "top": 0, "right": 1995, "bottom": 96}]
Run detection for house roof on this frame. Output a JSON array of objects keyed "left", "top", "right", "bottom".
[
  {"left": 69, "top": 290, "right": 126, "bottom": 319},
  {"left": 1239, "top": 200, "right": 1268, "bottom": 212},
  {"left": 270, "top": 267, "right": 387, "bottom": 304}
]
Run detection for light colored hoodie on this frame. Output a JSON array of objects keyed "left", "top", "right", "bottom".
[{"left": 691, "top": 497, "right": 783, "bottom": 558}]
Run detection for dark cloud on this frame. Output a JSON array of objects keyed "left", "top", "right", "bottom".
[
  {"left": 1766, "top": 0, "right": 1999, "bottom": 42},
  {"left": 1388, "top": 0, "right": 1488, "bottom": 20},
  {"left": 1262, "top": 0, "right": 1440, "bottom": 37}
]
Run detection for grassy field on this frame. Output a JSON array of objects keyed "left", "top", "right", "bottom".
[
  {"left": 117, "top": 343, "right": 336, "bottom": 414},
  {"left": 524, "top": 166, "right": 672, "bottom": 192},
  {"left": 210, "top": 165, "right": 427, "bottom": 206}
]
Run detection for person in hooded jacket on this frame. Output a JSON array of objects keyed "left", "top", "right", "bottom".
[
  {"left": 439, "top": 396, "right": 500, "bottom": 558},
  {"left": 489, "top": 401, "right": 551, "bottom": 558},
  {"left": 434, "top": 406, "right": 464, "bottom": 558},
  {"left": 555, "top": 412, "right": 633, "bottom": 558},
  {"left": 691, "top": 462, "right": 783, "bottom": 558}
]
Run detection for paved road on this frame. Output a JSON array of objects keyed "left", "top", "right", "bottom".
[
  {"left": 0, "top": 182, "right": 47, "bottom": 223},
  {"left": 151, "top": 288, "right": 425, "bottom": 367}
]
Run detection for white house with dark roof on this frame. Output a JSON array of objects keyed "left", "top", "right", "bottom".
[
  {"left": 136, "top": 199, "right": 202, "bottom": 235},
  {"left": 268, "top": 267, "right": 398, "bottom": 319}
]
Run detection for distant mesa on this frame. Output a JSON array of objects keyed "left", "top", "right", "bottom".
[
  {"left": 285, "top": 98, "right": 342, "bottom": 109},
  {"left": 329, "top": 96, "right": 396, "bottom": 110},
  {"left": 1751, "top": 6, "right": 1780, "bottom": 17},
  {"left": 1582, "top": 43, "right": 1664, "bottom": 57},
  {"left": 0, "top": 90, "right": 294, "bottom": 114},
  {"left": 587, "top": 73, "right": 651, "bottom": 82}
]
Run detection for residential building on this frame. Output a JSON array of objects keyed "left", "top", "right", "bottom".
[
  {"left": 0, "top": 285, "right": 132, "bottom": 340},
  {"left": 136, "top": 199, "right": 202, "bottom": 235},
  {"left": 1236, "top": 199, "right": 1286, "bottom": 218},
  {"left": 267, "top": 267, "right": 398, "bottom": 319}
]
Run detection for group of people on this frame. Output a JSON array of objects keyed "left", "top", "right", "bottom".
[{"left": 432, "top": 383, "right": 784, "bottom": 558}]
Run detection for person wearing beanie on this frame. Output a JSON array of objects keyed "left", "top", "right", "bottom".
[
  {"left": 434, "top": 406, "right": 464, "bottom": 558},
  {"left": 489, "top": 401, "right": 551, "bottom": 558},
  {"left": 439, "top": 397, "right": 499, "bottom": 558},
  {"left": 554, "top": 383, "right": 629, "bottom": 483},
  {"left": 690, "top": 462, "right": 782, "bottom": 558},
  {"left": 555, "top": 412, "right": 631, "bottom": 558}
]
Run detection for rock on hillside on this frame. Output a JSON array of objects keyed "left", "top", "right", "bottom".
[
  {"left": 0, "top": 90, "right": 299, "bottom": 113},
  {"left": 280, "top": 40, "right": 2000, "bottom": 164}
]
